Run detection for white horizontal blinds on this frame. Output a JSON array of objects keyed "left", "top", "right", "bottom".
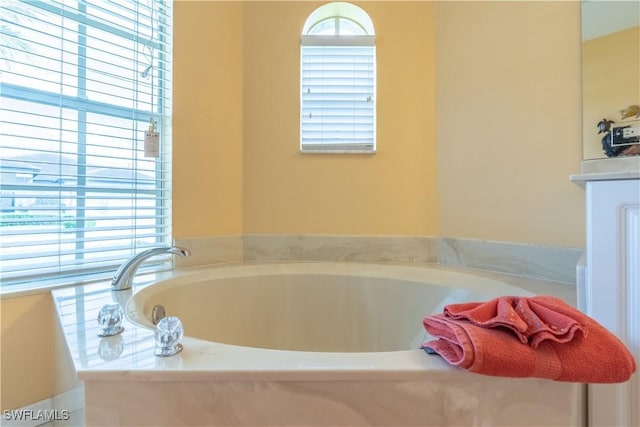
[
  {"left": 300, "top": 14, "right": 376, "bottom": 153},
  {"left": 0, "top": 0, "right": 173, "bottom": 285}
]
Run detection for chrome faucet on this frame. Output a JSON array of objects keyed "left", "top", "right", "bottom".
[{"left": 111, "top": 246, "right": 191, "bottom": 291}]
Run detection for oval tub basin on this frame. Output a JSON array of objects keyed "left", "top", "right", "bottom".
[{"left": 126, "top": 263, "right": 532, "bottom": 353}]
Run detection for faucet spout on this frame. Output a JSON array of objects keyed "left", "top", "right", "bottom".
[{"left": 111, "top": 246, "right": 191, "bottom": 291}]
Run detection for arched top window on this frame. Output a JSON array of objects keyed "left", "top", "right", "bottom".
[
  {"left": 302, "top": 2, "right": 374, "bottom": 36},
  {"left": 300, "top": 3, "right": 376, "bottom": 153},
  {"left": 306, "top": 16, "right": 368, "bottom": 36}
]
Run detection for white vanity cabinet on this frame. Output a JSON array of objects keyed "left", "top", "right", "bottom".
[{"left": 572, "top": 170, "right": 639, "bottom": 427}]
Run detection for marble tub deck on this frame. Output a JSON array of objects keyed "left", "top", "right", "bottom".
[{"left": 53, "top": 262, "right": 582, "bottom": 427}]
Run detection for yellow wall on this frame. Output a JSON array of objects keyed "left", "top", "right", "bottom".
[
  {"left": 242, "top": 1, "right": 438, "bottom": 235},
  {"left": 0, "top": 294, "right": 54, "bottom": 410},
  {"left": 173, "top": 0, "right": 584, "bottom": 244},
  {"left": 435, "top": 1, "right": 585, "bottom": 247},
  {"left": 582, "top": 26, "right": 640, "bottom": 160},
  {"left": 172, "top": 1, "right": 244, "bottom": 237}
]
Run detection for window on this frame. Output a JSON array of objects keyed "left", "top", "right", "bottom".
[
  {"left": 300, "top": 2, "right": 376, "bottom": 153},
  {"left": 0, "top": 0, "right": 173, "bottom": 287}
]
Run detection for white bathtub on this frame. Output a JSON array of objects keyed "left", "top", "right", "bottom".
[
  {"left": 128, "top": 263, "right": 532, "bottom": 353},
  {"left": 111, "top": 263, "right": 582, "bottom": 426}
]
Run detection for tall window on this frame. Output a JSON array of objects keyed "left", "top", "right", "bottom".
[
  {"left": 0, "top": 0, "right": 173, "bottom": 287},
  {"left": 300, "top": 2, "right": 376, "bottom": 153}
]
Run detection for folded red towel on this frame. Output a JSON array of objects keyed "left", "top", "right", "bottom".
[
  {"left": 442, "top": 295, "right": 588, "bottom": 348},
  {"left": 423, "top": 295, "right": 636, "bottom": 383}
]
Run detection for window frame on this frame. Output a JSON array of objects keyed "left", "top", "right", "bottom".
[
  {"left": 300, "top": 2, "right": 376, "bottom": 154},
  {"left": 0, "top": 0, "right": 173, "bottom": 290}
]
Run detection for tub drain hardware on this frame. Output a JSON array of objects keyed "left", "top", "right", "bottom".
[
  {"left": 151, "top": 304, "right": 166, "bottom": 325},
  {"left": 97, "top": 304, "right": 125, "bottom": 337},
  {"left": 154, "top": 316, "right": 184, "bottom": 357}
]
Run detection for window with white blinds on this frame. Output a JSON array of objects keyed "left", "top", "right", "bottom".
[
  {"left": 0, "top": 0, "right": 173, "bottom": 287},
  {"left": 300, "top": 3, "right": 376, "bottom": 153}
]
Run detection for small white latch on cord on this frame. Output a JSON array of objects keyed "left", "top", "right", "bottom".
[{"left": 144, "top": 118, "right": 159, "bottom": 158}]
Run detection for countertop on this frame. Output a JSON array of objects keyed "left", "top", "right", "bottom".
[{"left": 570, "top": 157, "right": 640, "bottom": 184}]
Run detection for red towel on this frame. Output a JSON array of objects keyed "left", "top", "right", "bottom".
[{"left": 423, "top": 295, "right": 636, "bottom": 383}]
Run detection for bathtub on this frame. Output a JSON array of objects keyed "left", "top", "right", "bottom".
[
  {"left": 128, "top": 262, "right": 540, "bottom": 353},
  {"left": 78, "top": 262, "right": 584, "bottom": 427}
]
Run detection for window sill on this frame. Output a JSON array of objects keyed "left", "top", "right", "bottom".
[
  {"left": 0, "top": 274, "right": 107, "bottom": 299},
  {"left": 300, "top": 149, "right": 376, "bottom": 154},
  {"left": 0, "top": 265, "right": 173, "bottom": 300}
]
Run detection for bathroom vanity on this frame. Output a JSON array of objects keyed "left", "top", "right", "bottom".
[
  {"left": 578, "top": 1, "right": 639, "bottom": 421},
  {"left": 571, "top": 158, "right": 640, "bottom": 427}
]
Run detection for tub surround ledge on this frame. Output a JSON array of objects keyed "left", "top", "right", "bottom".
[
  {"left": 243, "top": 234, "right": 438, "bottom": 264},
  {"left": 173, "top": 235, "right": 243, "bottom": 268},
  {"left": 174, "top": 234, "right": 581, "bottom": 284},
  {"left": 438, "top": 238, "right": 583, "bottom": 284}
]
